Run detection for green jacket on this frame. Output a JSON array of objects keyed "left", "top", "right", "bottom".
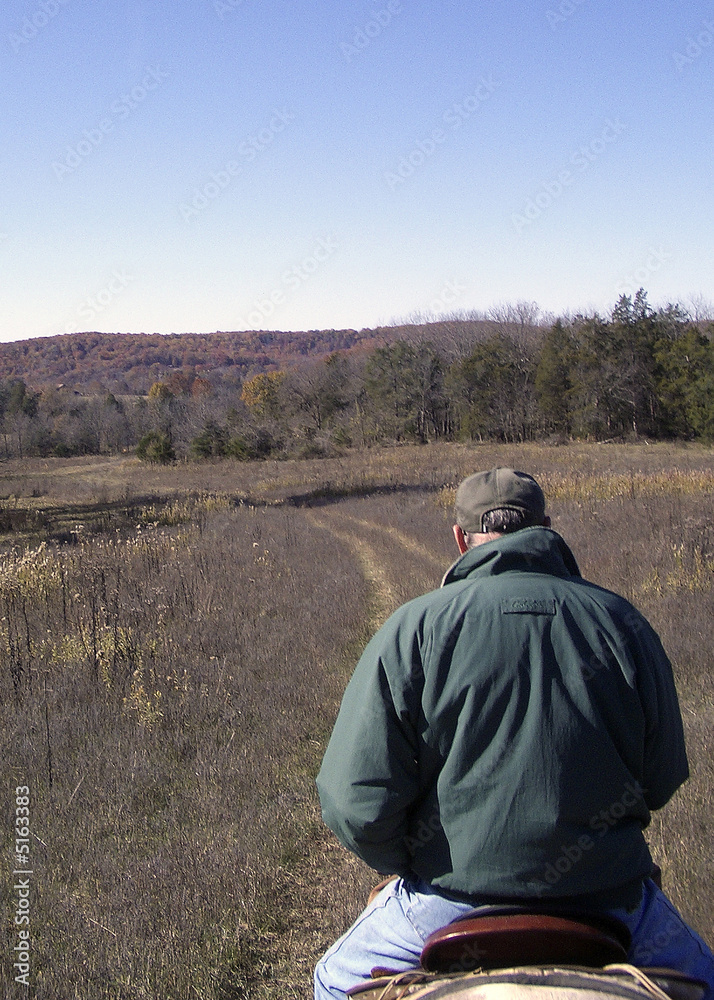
[{"left": 316, "top": 527, "right": 688, "bottom": 908}]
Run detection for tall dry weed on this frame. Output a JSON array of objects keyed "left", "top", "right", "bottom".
[{"left": 0, "top": 504, "right": 368, "bottom": 998}]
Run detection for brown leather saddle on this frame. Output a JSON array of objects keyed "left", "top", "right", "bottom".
[
  {"left": 350, "top": 894, "right": 705, "bottom": 1000},
  {"left": 418, "top": 905, "right": 630, "bottom": 973}
]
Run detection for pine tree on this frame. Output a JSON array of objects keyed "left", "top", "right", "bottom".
[{"left": 535, "top": 320, "right": 573, "bottom": 434}]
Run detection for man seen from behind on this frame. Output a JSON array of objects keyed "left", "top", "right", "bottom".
[{"left": 314, "top": 468, "right": 714, "bottom": 1000}]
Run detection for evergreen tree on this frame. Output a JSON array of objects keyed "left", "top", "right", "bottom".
[
  {"left": 449, "top": 334, "right": 537, "bottom": 442},
  {"left": 364, "top": 341, "right": 446, "bottom": 442},
  {"left": 535, "top": 320, "right": 573, "bottom": 434},
  {"left": 655, "top": 327, "right": 714, "bottom": 439},
  {"left": 607, "top": 291, "right": 659, "bottom": 436}
]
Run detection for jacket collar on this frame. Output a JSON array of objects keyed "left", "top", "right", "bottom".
[{"left": 441, "top": 526, "right": 581, "bottom": 587}]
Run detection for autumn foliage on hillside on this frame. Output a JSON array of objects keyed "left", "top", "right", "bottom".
[{"left": 0, "top": 327, "right": 385, "bottom": 394}]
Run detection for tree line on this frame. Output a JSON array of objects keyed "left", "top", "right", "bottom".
[{"left": 2, "top": 292, "right": 713, "bottom": 462}]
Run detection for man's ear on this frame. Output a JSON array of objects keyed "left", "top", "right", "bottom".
[{"left": 453, "top": 524, "right": 469, "bottom": 554}]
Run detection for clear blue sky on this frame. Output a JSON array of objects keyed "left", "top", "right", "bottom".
[{"left": 1, "top": 0, "right": 712, "bottom": 341}]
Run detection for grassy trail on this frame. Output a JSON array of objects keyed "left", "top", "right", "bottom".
[
  {"left": 305, "top": 510, "right": 402, "bottom": 629},
  {"left": 254, "top": 505, "right": 444, "bottom": 997}
]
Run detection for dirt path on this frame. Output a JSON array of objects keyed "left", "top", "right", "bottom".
[
  {"left": 305, "top": 508, "right": 446, "bottom": 628},
  {"left": 305, "top": 510, "right": 400, "bottom": 630},
  {"left": 255, "top": 504, "right": 443, "bottom": 997}
]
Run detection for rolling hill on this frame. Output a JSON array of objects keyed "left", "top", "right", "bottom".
[
  {"left": 0, "top": 319, "right": 501, "bottom": 394},
  {"left": 0, "top": 328, "right": 379, "bottom": 394}
]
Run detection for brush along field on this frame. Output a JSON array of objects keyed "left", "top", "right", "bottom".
[{"left": 0, "top": 442, "right": 713, "bottom": 999}]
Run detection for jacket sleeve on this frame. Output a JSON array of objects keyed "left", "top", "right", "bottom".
[
  {"left": 316, "top": 607, "right": 424, "bottom": 874},
  {"left": 629, "top": 611, "right": 689, "bottom": 810}
]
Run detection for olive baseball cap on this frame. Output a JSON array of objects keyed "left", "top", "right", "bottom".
[{"left": 455, "top": 467, "right": 546, "bottom": 532}]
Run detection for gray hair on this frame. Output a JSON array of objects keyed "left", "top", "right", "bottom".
[{"left": 481, "top": 507, "right": 534, "bottom": 534}]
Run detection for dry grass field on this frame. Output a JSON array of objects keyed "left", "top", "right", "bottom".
[{"left": 0, "top": 442, "right": 712, "bottom": 998}]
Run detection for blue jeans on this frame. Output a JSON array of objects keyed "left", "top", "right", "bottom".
[{"left": 314, "top": 878, "right": 714, "bottom": 1000}]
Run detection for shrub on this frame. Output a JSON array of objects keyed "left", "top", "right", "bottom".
[
  {"left": 190, "top": 421, "right": 227, "bottom": 459},
  {"left": 136, "top": 431, "right": 176, "bottom": 463}
]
